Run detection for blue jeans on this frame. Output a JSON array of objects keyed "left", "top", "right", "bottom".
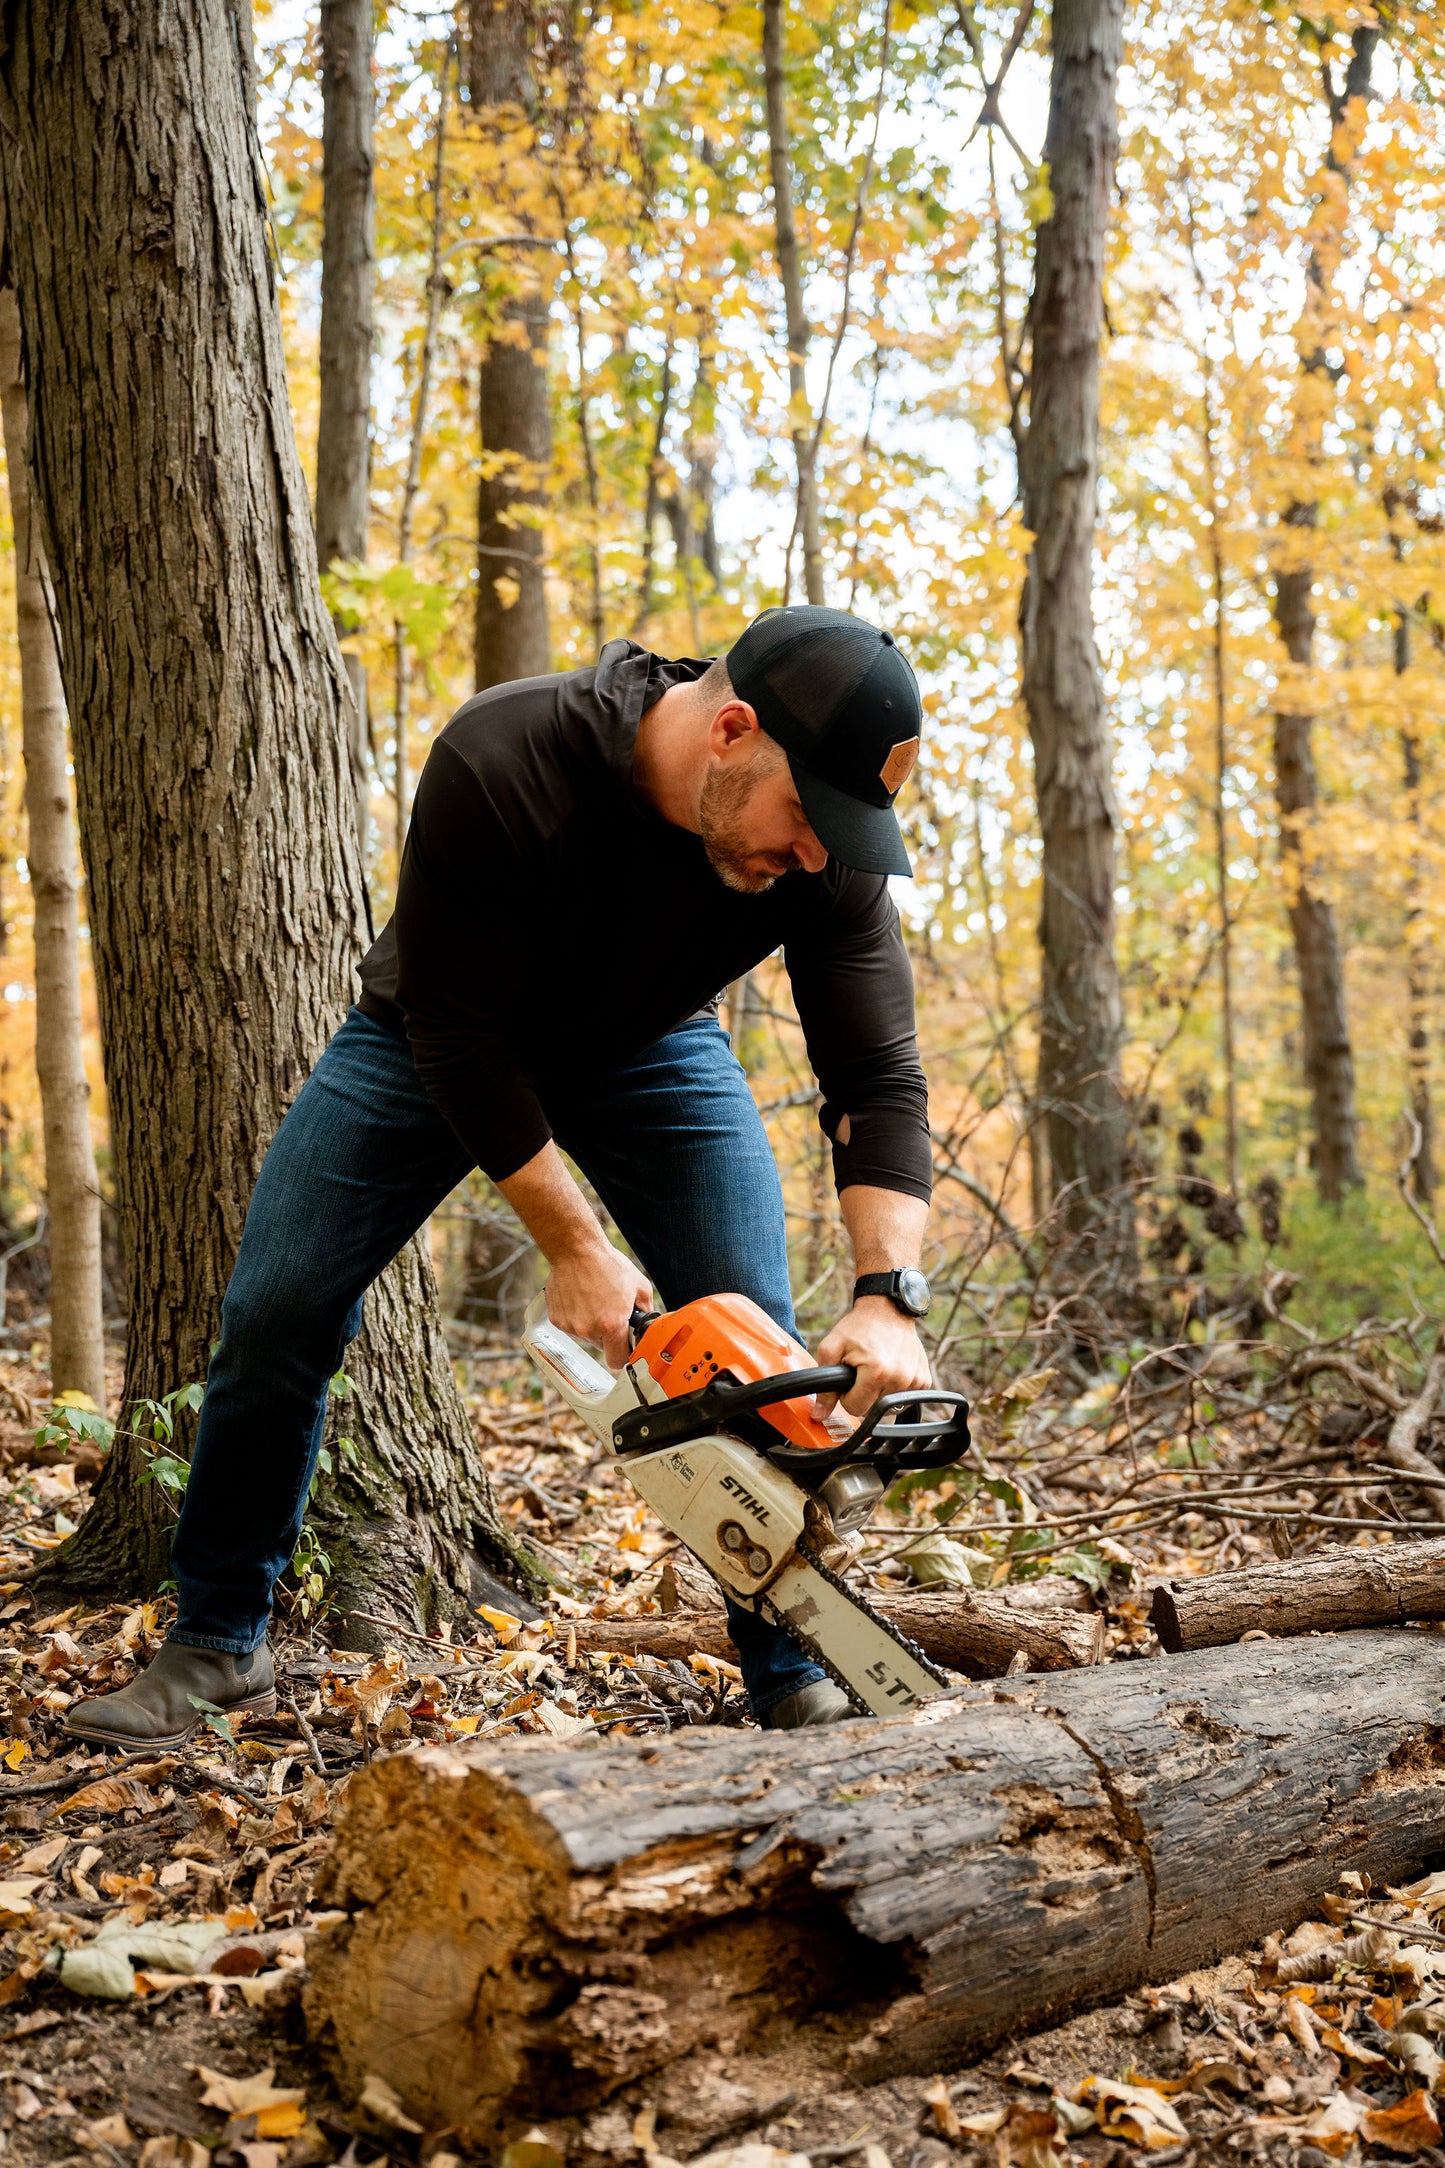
[{"left": 169, "top": 1007, "right": 824, "bottom": 1718}]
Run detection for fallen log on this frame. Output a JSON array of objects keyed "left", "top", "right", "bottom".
[
  {"left": 307, "top": 1630, "right": 1445, "bottom": 2141},
  {"left": 569, "top": 1586, "right": 1104, "bottom": 1676},
  {"left": 1151, "top": 1535, "right": 1445, "bottom": 1652}
]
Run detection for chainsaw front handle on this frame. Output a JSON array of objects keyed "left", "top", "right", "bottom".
[{"left": 610, "top": 1362, "right": 971, "bottom": 1487}]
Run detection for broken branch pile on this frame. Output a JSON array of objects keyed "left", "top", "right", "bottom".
[{"left": 306, "top": 1629, "right": 1445, "bottom": 2142}]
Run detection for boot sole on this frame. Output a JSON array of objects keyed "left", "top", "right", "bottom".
[{"left": 63, "top": 1688, "right": 279, "bottom": 1753}]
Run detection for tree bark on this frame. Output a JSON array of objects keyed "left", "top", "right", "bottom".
[
  {"left": 315, "top": 0, "right": 375, "bottom": 841},
  {"left": 309, "top": 1630, "right": 1445, "bottom": 2140},
  {"left": 762, "top": 0, "right": 823, "bottom": 606},
  {"left": 570, "top": 1586, "right": 1105, "bottom": 1675},
  {"left": 1268, "top": 30, "right": 1377, "bottom": 1203},
  {"left": 1016, "top": 0, "right": 1133, "bottom": 1271},
  {"left": 0, "top": 0, "right": 531, "bottom": 1631},
  {"left": 1151, "top": 1537, "right": 1445, "bottom": 1652},
  {"left": 468, "top": 1, "right": 553, "bottom": 690},
  {"left": 0, "top": 287, "right": 106, "bottom": 1409}
]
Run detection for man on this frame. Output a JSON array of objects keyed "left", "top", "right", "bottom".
[{"left": 67, "top": 604, "right": 935, "bottom": 1742}]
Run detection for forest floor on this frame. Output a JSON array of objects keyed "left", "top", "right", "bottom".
[{"left": 2, "top": 1291, "right": 1445, "bottom": 2167}]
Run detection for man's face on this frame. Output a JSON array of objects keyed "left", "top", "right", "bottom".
[{"left": 699, "top": 730, "right": 828, "bottom": 894}]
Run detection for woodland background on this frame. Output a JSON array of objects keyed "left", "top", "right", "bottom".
[
  {"left": 0, "top": 0, "right": 1440, "bottom": 1635},
  {"left": 1, "top": 7, "right": 1445, "bottom": 2158},
  {"left": 2, "top": 0, "right": 1444, "bottom": 1381}
]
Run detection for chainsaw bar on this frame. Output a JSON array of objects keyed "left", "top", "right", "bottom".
[{"left": 759, "top": 1535, "right": 949, "bottom": 1717}]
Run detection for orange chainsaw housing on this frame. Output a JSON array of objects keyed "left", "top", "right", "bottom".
[{"left": 630, "top": 1293, "right": 838, "bottom": 1454}]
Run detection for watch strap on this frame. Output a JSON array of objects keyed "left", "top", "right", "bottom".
[{"left": 854, "top": 1271, "right": 904, "bottom": 1302}]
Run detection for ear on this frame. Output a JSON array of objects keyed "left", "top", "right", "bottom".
[{"left": 707, "top": 699, "right": 762, "bottom": 760}]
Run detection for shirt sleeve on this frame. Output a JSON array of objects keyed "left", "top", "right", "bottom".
[
  {"left": 784, "top": 874, "right": 933, "bottom": 1204},
  {"left": 392, "top": 739, "right": 554, "bottom": 1182}
]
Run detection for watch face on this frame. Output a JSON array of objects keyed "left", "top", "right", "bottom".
[{"left": 899, "top": 1267, "right": 931, "bottom": 1318}]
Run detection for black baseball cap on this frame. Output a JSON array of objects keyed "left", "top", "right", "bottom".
[{"left": 725, "top": 606, "right": 922, "bottom": 876}]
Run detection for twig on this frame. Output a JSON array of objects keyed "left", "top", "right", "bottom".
[
  {"left": 283, "top": 1691, "right": 327, "bottom": 1778},
  {"left": 1379, "top": 1344, "right": 1445, "bottom": 1504},
  {"left": 0, "top": 1748, "right": 157, "bottom": 1801},
  {"left": 1400, "top": 1110, "right": 1445, "bottom": 1274},
  {"left": 1343, "top": 1910, "right": 1445, "bottom": 1951},
  {"left": 343, "top": 1608, "right": 497, "bottom": 1671}
]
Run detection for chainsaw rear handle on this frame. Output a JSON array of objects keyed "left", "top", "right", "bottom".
[{"left": 610, "top": 1362, "right": 970, "bottom": 1486}]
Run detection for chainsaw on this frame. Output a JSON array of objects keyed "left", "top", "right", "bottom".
[{"left": 522, "top": 1288, "right": 971, "bottom": 1717}]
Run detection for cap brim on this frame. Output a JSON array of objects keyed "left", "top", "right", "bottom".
[{"left": 790, "top": 759, "right": 912, "bottom": 876}]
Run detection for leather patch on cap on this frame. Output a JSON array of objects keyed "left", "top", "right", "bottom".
[{"left": 880, "top": 736, "right": 919, "bottom": 794}]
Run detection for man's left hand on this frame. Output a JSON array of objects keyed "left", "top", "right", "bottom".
[{"left": 814, "top": 1296, "right": 933, "bottom": 1421}]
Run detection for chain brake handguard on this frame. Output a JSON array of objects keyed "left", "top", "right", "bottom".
[{"left": 610, "top": 1365, "right": 971, "bottom": 1488}]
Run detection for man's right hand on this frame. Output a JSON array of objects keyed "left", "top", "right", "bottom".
[
  {"left": 500, "top": 1140, "right": 654, "bottom": 1369},
  {"left": 545, "top": 1239, "right": 652, "bottom": 1370}
]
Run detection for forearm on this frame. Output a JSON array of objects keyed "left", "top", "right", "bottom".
[
  {"left": 499, "top": 1141, "right": 610, "bottom": 1263},
  {"left": 839, "top": 1183, "right": 929, "bottom": 1275}
]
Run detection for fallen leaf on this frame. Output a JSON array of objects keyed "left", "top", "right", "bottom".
[
  {"left": 17, "top": 1836, "right": 67, "bottom": 1874},
  {"left": 0, "top": 1876, "right": 40, "bottom": 1926},
  {"left": 1320, "top": 2022, "right": 1390, "bottom": 2068},
  {"left": 3, "top": 1738, "right": 27, "bottom": 1771},
  {"left": 358, "top": 2072, "right": 424, "bottom": 2133},
  {"left": 139, "top": 2139, "right": 210, "bottom": 2168},
  {"left": 1298, "top": 2093, "right": 1366, "bottom": 2157},
  {"left": 1362, "top": 2090, "right": 1443, "bottom": 2154},
  {"left": 923, "top": 2076, "right": 962, "bottom": 2139},
  {"left": 78, "top": 2113, "right": 134, "bottom": 2149},
  {"left": 689, "top": 2150, "right": 810, "bottom": 2168},
  {"left": 498, "top": 2128, "right": 565, "bottom": 2168},
  {"left": 476, "top": 1603, "right": 523, "bottom": 1644},
  {"left": 1076, "top": 2075, "right": 1189, "bottom": 2149},
  {"left": 193, "top": 2065, "right": 307, "bottom": 2138},
  {"left": 55, "top": 1775, "right": 159, "bottom": 1818},
  {"left": 212, "top": 1944, "right": 266, "bottom": 1977}
]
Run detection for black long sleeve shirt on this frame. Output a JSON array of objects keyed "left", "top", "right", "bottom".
[{"left": 357, "top": 639, "right": 932, "bottom": 1202}]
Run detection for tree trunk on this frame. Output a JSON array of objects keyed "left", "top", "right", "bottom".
[
  {"left": 0, "top": 0, "right": 531, "bottom": 1631},
  {"left": 1400, "top": 605, "right": 1434, "bottom": 1197},
  {"left": 1016, "top": 0, "right": 1132, "bottom": 1275},
  {"left": 1274, "top": 550, "right": 1362, "bottom": 1201},
  {"left": 762, "top": 0, "right": 823, "bottom": 607},
  {"left": 1152, "top": 1537, "right": 1445, "bottom": 1653},
  {"left": 309, "top": 1630, "right": 1445, "bottom": 2140},
  {"left": 569, "top": 1585, "right": 1105, "bottom": 1674},
  {"left": 315, "top": 0, "right": 375, "bottom": 844},
  {"left": 0, "top": 287, "right": 106, "bottom": 1409},
  {"left": 475, "top": 293, "right": 553, "bottom": 688},
  {"left": 468, "top": 0, "right": 553, "bottom": 690},
  {"left": 1268, "top": 30, "right": 1378, "bottom": 1203}
]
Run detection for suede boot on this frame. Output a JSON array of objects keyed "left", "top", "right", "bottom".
[
  {"left": 65, "top": 1639, "right": 276, "bottom": 1750},
  {"left": 763, "top": 1677, "right": 852, "bottom": 1728}
]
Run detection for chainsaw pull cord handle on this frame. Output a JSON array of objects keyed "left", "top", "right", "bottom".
[{"left": 628, "top": 1306, "right": 664, "bottom": 1350}]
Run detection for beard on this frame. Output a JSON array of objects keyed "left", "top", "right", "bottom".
[{"left": 699, "top": 761, "right": 794, "bottom": 894}]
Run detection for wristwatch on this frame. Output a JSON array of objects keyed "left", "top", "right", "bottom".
[{"left": 854, "top": 1267, "right": 931, "bottom": 1319}]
